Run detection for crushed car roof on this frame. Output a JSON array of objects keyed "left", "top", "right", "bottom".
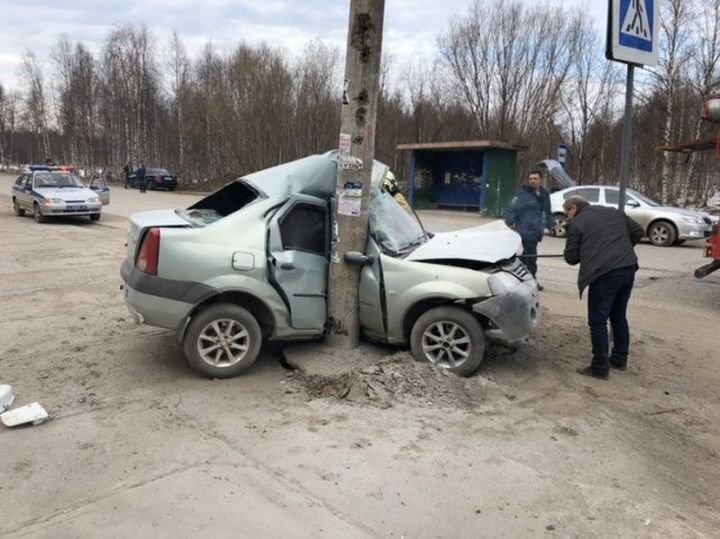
[{"left": 241, "top": 151, "right": 389, "bottom": 198}]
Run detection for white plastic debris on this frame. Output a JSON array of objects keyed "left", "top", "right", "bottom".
[
  {"left": 1, "top": 402, "right": 49, "bottom": 427},
  {"left": 0, "top": 385, "right": 14, "bottom": 411}
]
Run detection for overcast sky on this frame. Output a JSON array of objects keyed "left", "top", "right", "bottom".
[{"left": 0, "top": 0, "right": 608, "bottom": 92}]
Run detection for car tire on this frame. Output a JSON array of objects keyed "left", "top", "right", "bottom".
[
  {"left": 13, "top": 199, "right": 25, "bottom": 217},
  {"left": 183, "top": 303, "right": 262, "bottom": 378},
  {"left": 410, "top": 306, "right": 485, "bottom": 377},
  {"left": 33, "top": 203, "right": 46, "bottom": 223},
  {"left": 168, "top": 186, "right": 176, "bottom": 192},
  {"left": 648, "top": 220, "right": 677, "bottom": 247},
  {"left": 550, "top": 213, "right": 568, "bottom": 237},
  {"left": 90, "top": 213, "right": 101, "bottom": 221}
]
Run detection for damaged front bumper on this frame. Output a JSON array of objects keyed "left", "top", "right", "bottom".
[{"left": 472, "top": 278, "right": 540, "bottom": 343}]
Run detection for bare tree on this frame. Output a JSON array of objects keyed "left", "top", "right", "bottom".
[
  {"left": 52, "top": 37, "right": 99, "bottom": 173},
  {"left": 291, "top": 39, "right": 340, "bottom": 158},
  {"left": 20, "top": 51, "right": 51, "bottom": 161},
  {"left": 558, "top": 13, "right": 621, "bottom": 184},
  {"left": 687, "top": 0, "right": 720, "bottom": 202},
  {"left": 100, "top": 25, "right": 160, "bottom": 169},
  {"left": 166, "top": 30, "right": 190, "bottom": 175},
  {"left": 0, "top": 83, "right": 6, "bottom": 165},
  {"left": 438, "top": 0, "right": 579, "bottom": 144},
  {"left": 649, "top": 0, "right": 694, "bottom": 203}
]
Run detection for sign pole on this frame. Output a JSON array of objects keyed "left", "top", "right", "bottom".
[{"left": 617, "top": 63, "right": 634, "bottom": 213}]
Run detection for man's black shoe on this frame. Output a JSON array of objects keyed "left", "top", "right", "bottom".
[
  {"left": 577, "top": 365, "right": 609, "bottom": 380},
  {"left": 610, "top": 362, "right": 627, "bottom": 371},
  {"left": 537, "top": 283, "right": 544, "bottom": 291}
]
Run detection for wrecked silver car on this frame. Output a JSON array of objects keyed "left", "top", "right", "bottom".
[{"left": 120, "top": 152, "right": 540, "bottom": 378}]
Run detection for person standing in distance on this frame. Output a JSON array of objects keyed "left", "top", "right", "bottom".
[
  {"left": 562, "top": 195, "right": 644, "bottom": 380},
  {"left": 504, "top": 169, "right": 553, "bottom": 290},
  {"left": 137, "top": 162, "right": 147, "bottom": 193},
  {"left": 123, "top": 162, "right": 131, "bottom": 189}
]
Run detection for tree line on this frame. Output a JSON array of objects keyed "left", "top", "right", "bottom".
[{"left": 0, "top": 0, "right": 718, "bottom": 205}]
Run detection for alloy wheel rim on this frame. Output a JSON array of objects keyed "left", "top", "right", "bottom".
[
  {"left": 651, "top": 225, "right": 669, "bottom": 243},
  {"left": 197, "top": 318, "right": 250, "bottom": 368},
  {"left": 421, "top": 321, "right": 471, "bottom": 369}
]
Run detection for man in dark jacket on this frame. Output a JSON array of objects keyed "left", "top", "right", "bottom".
[
  {"left": 137, "top": 163, "right": 147, "bottom": 193},
  {"left": 504, "top": 169, "right": 553, "bottom": 289},
  {"left": 563, "top": 195, "right": 644, "bottom": 380},
  {"left": 123, "top": 162, "right": 131, "bottom": 189}
]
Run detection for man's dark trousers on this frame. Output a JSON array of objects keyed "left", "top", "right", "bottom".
[
  {"left": 520, "top": 237, "right": 538, "bottom": 277},
  {"left": 587, "top": 266, "right": 636, "bottom": 375}
]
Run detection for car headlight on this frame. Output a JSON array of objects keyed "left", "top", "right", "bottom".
[
  {"left": 87, "top": 196, "right": 100, "bottom": 203},
  {"left": 43, "top": 197, "right": 63, "bottom": 204},
  {"left": 488, "top": 272, "right": 518, "bottom": 296},
  {"left": 680, "top": 215, "right": 705, "bottom": 225}
]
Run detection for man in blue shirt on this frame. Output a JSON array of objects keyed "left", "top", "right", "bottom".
[{"left": 504, "top": 169, "right": 553, "bottom": 290}]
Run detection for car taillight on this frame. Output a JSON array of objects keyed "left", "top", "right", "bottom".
[
  {"left": 156, "top": 175, "right": 162, "bottom": 181},
  {"left": 136, "top": 228, "right": 160, "bottom": 275}
]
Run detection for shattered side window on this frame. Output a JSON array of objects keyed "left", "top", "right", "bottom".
[
  {"left": 280, "top": 203, "right": 327, "bottom": 255},
  {"left": 180, "top": 180, "right": 259, "bottom": 225}
]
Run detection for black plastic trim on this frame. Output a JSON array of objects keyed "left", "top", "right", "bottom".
[{"left": 121, "top": 259, "right": 218, "bottom": 304}]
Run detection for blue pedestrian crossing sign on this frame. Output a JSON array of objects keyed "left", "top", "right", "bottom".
[{"left": 607, "top": 0, "right": 658, "bottom": 66}]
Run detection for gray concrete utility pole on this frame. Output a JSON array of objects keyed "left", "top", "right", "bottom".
[{"left": 326, "top": 0, "right": 385, "bottom": 348}]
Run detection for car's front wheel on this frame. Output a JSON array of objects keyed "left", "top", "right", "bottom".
[
  {"left": 410, "top": 306, "right": 485, "bottom": 377},
  {"left": 648, "top": 220, "right": 677, "bottom": 246},
  {"left": 550, "top": 213, "right": 568, "bottom": 237},
  {"left": 90, "top": 213, "right": 101, "bottom": 221},
  {"left": 33, "top": 203, "right": 46, "bottom": 223},
  {"left": 13, "top": 198, "right": 25, "bottom": 217},
  {"left": 183, "top": 303, "right": 262, "bottom": 378}
]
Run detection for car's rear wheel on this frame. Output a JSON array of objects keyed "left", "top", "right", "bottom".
[
  {"left": 13, "top": 199, "right": 25, "bottom": 216},
  {"left": 551, "top": 213, "right": 568, "bottom": 237},
  {"left": 648, "top": 220, "right": 676, "bottom": 246},
  {"left": 183, "top": 303, "right": 262, "bottom": 378},
  {"left": 33, "top": 203, "right": 46, "bottom": 223},
  {"left": 410, "top": 306, "right": 485, "bottom": 377}
]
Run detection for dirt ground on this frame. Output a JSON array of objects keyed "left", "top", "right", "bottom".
[{"left": 1, "top": 174, "right": 719, "bottom": 538}]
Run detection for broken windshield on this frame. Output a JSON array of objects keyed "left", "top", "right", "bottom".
[{"left": 369, "top": 185, "right": 427, "bottom": 256}]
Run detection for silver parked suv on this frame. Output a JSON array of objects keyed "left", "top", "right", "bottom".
[{"left": 121, "top": 153, "right": 540, "bottom": 378}]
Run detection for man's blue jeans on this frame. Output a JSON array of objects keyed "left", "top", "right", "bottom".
[{"left": 587, "top": 266, "right": 636, "bottom": 375}]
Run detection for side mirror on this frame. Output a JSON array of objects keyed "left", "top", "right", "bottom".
[
  {"left": 344, "top": 251, "right": 374, "bottom": 266},
  {"left": 625, "top": 200, "right": 640, "bottom": 208}
]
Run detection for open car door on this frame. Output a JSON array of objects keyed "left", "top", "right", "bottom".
[
  {"left": 89, "top": 177, "right": 111, "bottom": 205},
  {"left": 267, "top": 195, "right": 329, "bottom": 331}
]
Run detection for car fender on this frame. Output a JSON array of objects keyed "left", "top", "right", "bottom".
[
  {"left": 387, "top": 280, "right": 491, "bottom": 344},
  {"left": 176, "top": 284, "right": 285, "bottom": 339}
]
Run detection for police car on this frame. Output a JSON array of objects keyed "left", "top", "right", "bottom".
[{"left": 11, "top": 165, "right": 103, "bottom": 223}]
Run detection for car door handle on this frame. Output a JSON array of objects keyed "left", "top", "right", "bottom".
[{"left": 280, "top": 262, "right": 295, "bottom": 270}]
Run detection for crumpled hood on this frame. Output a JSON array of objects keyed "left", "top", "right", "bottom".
[
  {"left": 36, "top": 187, "right": 96, "bottom": 200},
  {"left": 407, "top": 220, "right": 521, "bottom": 264}
]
